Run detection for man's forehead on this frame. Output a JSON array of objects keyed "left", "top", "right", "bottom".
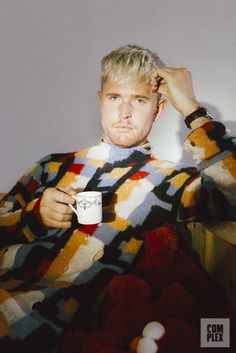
[{"left": 102, "top": 80, "right": 152, "bottom": 95}]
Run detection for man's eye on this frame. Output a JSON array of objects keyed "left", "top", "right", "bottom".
[
  {"left": 134, "top": 98, "right": 146, "bottom": 104},
  {"left": 109, "top": 96, "right": 119, "bottom": 101}
]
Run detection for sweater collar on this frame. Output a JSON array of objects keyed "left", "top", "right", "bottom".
[
  {"left": 99, "top": 140, "right": 153, "bottom": 157},
  {"left": 75, "top": 141, "right": 153, "bottom": 163}
]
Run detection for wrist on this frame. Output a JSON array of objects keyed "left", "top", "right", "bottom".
[
  {"left": 181, "top": 102, "right": 200, "bottom": 117},
  {"left": 189, "top": 116, "right": 212, "bottom": 130},
  {"left": 184, "top": 106, "right": 213, "bottom": 129}
]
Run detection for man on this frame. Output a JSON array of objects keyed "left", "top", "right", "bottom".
[{"left": 0, "top": 44, "right": 236, "bottom": 352}]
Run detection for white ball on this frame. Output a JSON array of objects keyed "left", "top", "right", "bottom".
[
  {"left": 142, "top": 321, "right": 165, "bottom": 341},
  {"left": 136, "top": 337, "right": 158, "bottom": 353}
]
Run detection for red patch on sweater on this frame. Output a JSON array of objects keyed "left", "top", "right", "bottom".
[
  {"left": 26, "top": 177, "right": 39, "bottom": 194},
  {"left": 36, "top": 259, "right": 51, "bottom": 277},
  {"left": 68, "top": 164, "right": 84, "bottom": 174},
  {"left": 203, "top": 121, "right": 214, "bottom": 132},
  {"left": 79, "top": 223, "right": 99, "bottom": 235},
  {"left": 130, "top": 171, "right": 149, "bottom": 180}
]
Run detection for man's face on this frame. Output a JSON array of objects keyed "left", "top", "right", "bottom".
[{"left": 98, "top": 80, "right": 160, "bottom": 147}]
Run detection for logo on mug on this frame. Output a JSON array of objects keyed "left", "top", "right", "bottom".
[
  {"left": 69, "top": 191, "right": 102, "bottom": 224},
  {"left": 78, "top": 198, "right": 102, "bottom": 210}
]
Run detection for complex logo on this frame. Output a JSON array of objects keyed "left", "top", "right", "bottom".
[{"left": 201, "top": 318, "right": 230, "bottom": 348}]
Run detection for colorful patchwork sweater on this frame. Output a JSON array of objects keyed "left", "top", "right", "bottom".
[{"left": 0, "top": 121, "right": 236, "bottom": 352}]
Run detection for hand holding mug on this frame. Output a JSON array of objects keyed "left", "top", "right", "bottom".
[{"left": 39, "top": 186, "right": 76, "bottom": 228}]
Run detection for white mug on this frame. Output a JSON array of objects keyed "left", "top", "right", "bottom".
[{"left": 69, "top": 191, "right": 102, "bottom": 224}]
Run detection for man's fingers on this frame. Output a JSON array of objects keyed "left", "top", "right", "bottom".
[
  {"left": 157, "top": 81, "right": 168, "bottom": 96},
  {"left": 43, "top": 217, "right": 72, "bottom": 229},
  {"left": 59, "top": 186, "right": 77, "bottom": 196},
  {"left": 151, "top": 67, "right": 173, "bottom": 90},
  {"left": 151, "top": 75, "right": 164, "bottom": 93},
  {"left": 55, "top": 190, "right": 75, "bottom": 205},
  {"left": 152, "top": 67, "right": 170, "bottom": 80},
  {"left": 43, "top": 192, "right": 74, "bottom": 215},
  {"left": 52, "top": 202, "right": 74, "bottom": 215},
  {"left": 151, "top": 67, "right": 198, "bottom": 114},
  {"left": 51, "top": 210, "right": 72, "bottom": 222},
  {"left": 151, "top": 75, "right": 168, "bottom": 96},
  {"left": 153, "top": 67, "right": 187, "bottom": 80},
  {"left": 44, "top": 187, "right": 75, "bottom": 205},
  {"left": 40, "top": 205, "right": 73, "bottom": 222}
]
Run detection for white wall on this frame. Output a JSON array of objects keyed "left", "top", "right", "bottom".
[{"left": 1, "top": 0, "right": 236, "bottom": 191}]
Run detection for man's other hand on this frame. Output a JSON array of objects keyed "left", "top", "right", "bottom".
[{"left": 151, "top": 67, "right": 200, "bottom": 116}]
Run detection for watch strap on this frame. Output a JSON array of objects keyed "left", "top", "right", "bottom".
[{"left": 185, "top": 107, "right": 213, "bottom": 128}]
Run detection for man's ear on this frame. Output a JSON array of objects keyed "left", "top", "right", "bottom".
[
  {"left": 154, "top": 99, "right": 167, "bottom": 122},
  {"left": 97, "top": 91, "right": 103, "bottom": 101}
]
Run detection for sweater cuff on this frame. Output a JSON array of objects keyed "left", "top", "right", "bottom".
[{"left": 184, "top": 121, "right": 234, "bottom": 165}]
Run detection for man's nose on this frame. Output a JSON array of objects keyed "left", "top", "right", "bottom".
[{"left": 119, "top": 101, "right": 133, "bottom": 119}]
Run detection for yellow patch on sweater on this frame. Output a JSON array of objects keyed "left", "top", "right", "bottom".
[
  {"left": 48, "top": 162, "right": 62, "bottom": 173},
  {"left": 0, "top": 210, "right": 21, "bottom": 226},
  {"left": 0, "top": 312, "right": 11, "bottom": 338},
  {"left": 88, "top": 159, "right": 106, "bottom": 168},
  {"left": 223, "top": 155, "right": 236, "bottom": 179},
  {"left": 108, "top": 214, "right": 130, "bottom": 231},
  {"left": 75, "top": 149, "right": 89, "bottom": 158},
  {"left": 43, "top": 230, "right": 88, "bottom": 280},
  {"left": 0, "top": 279, "right": 23, "bottom": 291},
  {"left": 0, "top": 288, "right": 11, "bottom": 304},
  {"left": 22, "top": 226, "right": 35, "bottom": 242},
  {"left": 148, "top": 159, "right": 164, "bottom": 167},
  {"left": 160, "top": 167, "right": 176, "bottom": 176},
  {"left": 56, "top": 172, "right": 78, "bottom": 189},
  {"left": 116, "top": 179, "right": 138, "bottom": 202},
  {"left": 187, "top": 127, "right": 220, "bottom": 159},
  {"left": 170, "top": 172, "right": 190, "bottom": 188},
  {"left": 123, "top": 238, "right": 143, "bottom": 254},
  {"left": 181, "top": 189, "right": 195, "bottom": 207},
  {"left": 105, "top": 167, "right": 132, "bottom": 179},
  {"left": 15, "top": 193, "right": 26, "bottom": 207},
  {"left": 25, "top": 199, "right": 37, "bottom": 212},
  {"left": 63, "top": 297, "right": 79, "bottom": 316}
]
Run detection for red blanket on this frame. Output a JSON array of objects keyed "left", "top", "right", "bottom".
[{"left": 55, "top": 224, "right": 236, "bottom": 353}]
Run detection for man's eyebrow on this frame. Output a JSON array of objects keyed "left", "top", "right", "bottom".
[
  {"left": 105, "top": 92, "right": 120, "bottom": 96},
  {"left": 131, "top": 94, "right": 150, "bottom": 100},
  {"left": 104, "top": 93, "right": 150, "bottom": 100}
]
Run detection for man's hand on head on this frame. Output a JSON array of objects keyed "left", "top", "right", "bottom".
[
  {"left": 39, "top": 186, "right": 76, "bottom": 229},
  {"left": 150, "top": 67, "right": 200, "bottom": 116}
]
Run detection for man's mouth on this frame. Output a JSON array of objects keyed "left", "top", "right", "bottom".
[{"left": 114, "top": 125, "right": 133, "bottom": 132}]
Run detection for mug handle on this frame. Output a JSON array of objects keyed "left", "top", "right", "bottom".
[{"left": 68, "top": 195, "right": 78, "bottom": 216}]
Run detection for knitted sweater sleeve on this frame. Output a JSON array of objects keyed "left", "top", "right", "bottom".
[
  {"left": 177, "top": 121, "right": 236, "bottom": 221},
  {"left": 0, "top": 154, "right": 56, "bottom": 245}
]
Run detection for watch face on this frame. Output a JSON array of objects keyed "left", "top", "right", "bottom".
[{"left": 206, "top": 112, "right": 213, "bottom": 120}]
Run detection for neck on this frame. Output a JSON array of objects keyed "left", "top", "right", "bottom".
[{"left": 101, "top": 137, "right": 148, "bottom": 148}]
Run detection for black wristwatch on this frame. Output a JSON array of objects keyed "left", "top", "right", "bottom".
[{"left": 184, "top": 107, "right": 213, "bottom": 128}]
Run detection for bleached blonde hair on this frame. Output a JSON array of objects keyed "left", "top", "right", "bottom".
[{"left": 100, "top": 44, "right": 165, "bottom": 88}]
